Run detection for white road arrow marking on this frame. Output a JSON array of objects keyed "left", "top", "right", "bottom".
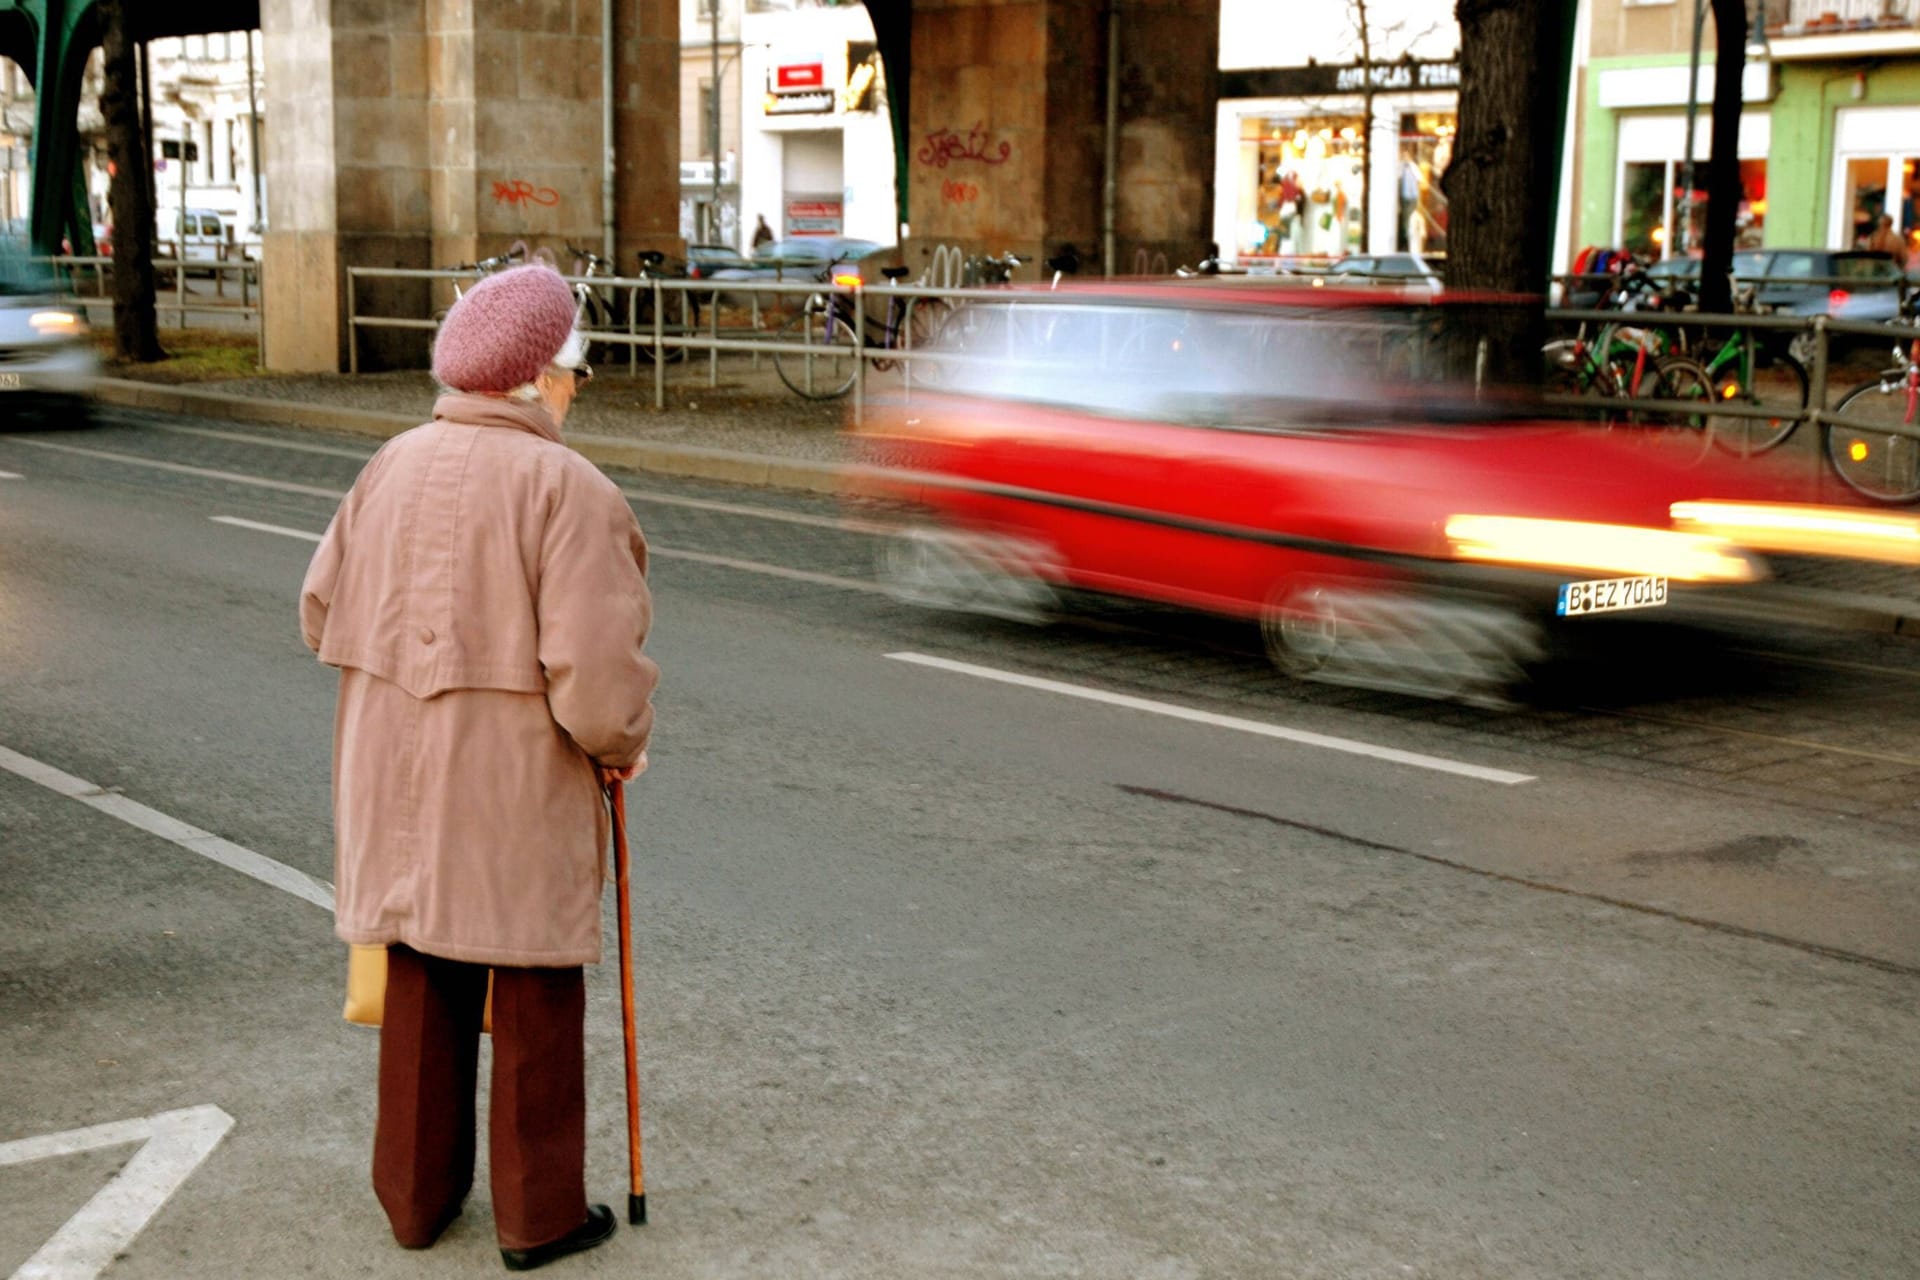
[{"left": 0, "top": 1105, "right": 234, "bottom": 1280}]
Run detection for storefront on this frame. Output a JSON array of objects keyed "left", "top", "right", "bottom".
[
  {"left": 736, "top": 3, "right": 898, "bottom": 249},
  {"left": 1828, "top": 105, "right": 1920, "bottom": 253},
  {"left": 1610, "top": 112, "right": 1771, "bottom": 258},
  {"left": 1214, "top": 61, "right": 1458, "bottom": 265}
]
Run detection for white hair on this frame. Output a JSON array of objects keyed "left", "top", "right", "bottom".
[{"left": 503, "top": 328, "right": 588, "bottom": 401}]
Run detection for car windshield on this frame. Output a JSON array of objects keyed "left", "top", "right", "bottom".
[{"left": 933, "top": 299, "right": 1513, "bottom": 430}]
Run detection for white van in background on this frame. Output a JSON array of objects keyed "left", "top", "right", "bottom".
[{"left": 166, "top": 208, "right": 232, "bottom": 265}]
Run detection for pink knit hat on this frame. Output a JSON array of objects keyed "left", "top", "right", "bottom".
[{"left": 432, "top": 264, "right": 579, "bottom": 393}]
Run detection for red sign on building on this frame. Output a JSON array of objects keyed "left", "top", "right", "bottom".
[{"left": 775, "top": 60, "right": 824, "bottom": 91}]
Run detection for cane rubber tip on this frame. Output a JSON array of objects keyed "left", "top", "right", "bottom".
[{"left": 629, "top": 1193, "right": 647, "bottom": 1225}]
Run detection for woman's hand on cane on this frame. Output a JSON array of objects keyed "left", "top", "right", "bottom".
[{"left": 598, "top": 752, "right": 647, "bottom": 787}]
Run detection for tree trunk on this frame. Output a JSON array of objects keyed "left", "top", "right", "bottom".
[
  {"left": 1439, "top": 0, "right": 1573, "bottom": 388},
  {"left": 1696, "top": 0, "right": 1745, "bottom": 318},
  {"left": 99, "top": 0, "right": 163, "bottom": 362}
]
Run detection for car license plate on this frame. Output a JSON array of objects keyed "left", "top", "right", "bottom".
[
  {"left": 1557, "top": 576, "right": 1668, "bottom": 617},
  {"left": 0, "top": 373, "right": 20, "bottom": 390}
]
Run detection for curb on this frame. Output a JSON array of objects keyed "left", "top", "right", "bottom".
[{"left": 93, "top": 376, "right": 852, "bottom": 496}]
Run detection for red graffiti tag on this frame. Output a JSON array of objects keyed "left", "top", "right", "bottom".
[
  {"left": 917, "top": 123, "right": 1011, "bottom": 169},
  {"left": 940, "top": 179, "right": 979, "bottom": 204},
  {"left": 492, "top": 180, "right": 561, "bottom": 207}
]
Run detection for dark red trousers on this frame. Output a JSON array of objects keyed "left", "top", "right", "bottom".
[{"left": 373, "top": 944, "right": 587, "bottom": 1250}]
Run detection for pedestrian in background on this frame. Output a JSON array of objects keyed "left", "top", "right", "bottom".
[
  {"left": 752, "top": 214, "right": 774, "bottom": 250},
  {"left": 300, "top": 264, "right": 658, "bottom": 1271},
  {"left": 1865, "top": 214, "right": 1909, "bottom": 269}
]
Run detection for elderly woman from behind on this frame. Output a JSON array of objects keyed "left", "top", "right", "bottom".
[{"left": 300, "top": 264, "right": 658, "bottom": 1272}]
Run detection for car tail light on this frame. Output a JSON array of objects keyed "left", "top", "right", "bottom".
[
  {"left": 1829, "top": 288, "right": 1851, "bottom": 310},
  {"left": 688, "top": 264, "right": 704, "bottom": 279}
]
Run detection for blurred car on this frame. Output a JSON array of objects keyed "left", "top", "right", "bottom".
[
  {"left": 684, "top": 243, "right": 750, "bottom": 280},
  {"left": 1325, "top": 252, "right": 1444, "bottom": 293},
  {"left": 848, "top": 286, "right": 1914, "bottom": 705},
  {"left": 0, "top": 237, "right": 98, "bottom": 428},
  {"left": 708, "top": 237, "right": 887, "bottom": 284}
]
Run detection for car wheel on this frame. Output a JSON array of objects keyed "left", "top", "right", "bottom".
[
  {"left": 880, "top": 526, "right": 1058, "bottom": 623},
  {"left": 1261, "top": 586, "right": 1340, "bottom": 677}
]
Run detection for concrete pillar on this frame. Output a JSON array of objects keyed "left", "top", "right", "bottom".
[
  {"left": 261, "top": 0, "right": 678, "bottom": 373},
  {"left": 903, "top": 0, "right": 1219, "bottom": 279}
]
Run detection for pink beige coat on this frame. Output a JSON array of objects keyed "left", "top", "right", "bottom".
[{"left": 301, "top": 393, "right": 658, "bottom": 967}]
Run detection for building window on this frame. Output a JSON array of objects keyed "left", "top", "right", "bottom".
[
  {"left": 698, "top": 79, "right": 717, "bottom": 158},
  {"left": 1395, "top": 112, "right": 1454, "bottom": 255},
  {"left": 1237, "top": 114, "right": 1367, "bottom": 259},
  {"left": 1617, "top": 157, "right": 1766, "bottom": 258}
]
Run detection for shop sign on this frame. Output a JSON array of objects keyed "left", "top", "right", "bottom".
[
  {"left": 765, "top": 89, "right": 835, "bottom": 116},
  {"left": 785, "top": 198, "right": 843, "bottom": 236},
  {"left": 775, "top": 59, "right": 825, "bottom": 91},
  {"left": 1221, "top": 60, "right": 1459, "bottom": 100}
]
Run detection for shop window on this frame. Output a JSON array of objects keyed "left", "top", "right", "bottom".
[
  {"left": 1620, "top": 158, "right": 1766, "bottom": 259},
  {"left": 1845, "top": 157, "right": 1888, "bottom": 249},
  {"left": 1237, "top": 114, "right": 1365, "bottom": 259},
  {"left": 1621, "top": 162, "right": 1666, "bottom": 257},
  {"left": 1395, "top": 112, "right": 1453, "bottom": 255}
]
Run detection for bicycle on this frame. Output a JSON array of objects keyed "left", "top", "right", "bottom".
[
  {"left": 1666, "top": 282, "right": 1811, "bottom": 457},
  {"left": 629, "top": 249, "right": 701, "bottom": 364},
  {"left": 772, "top": 263, "right": 946, "bottom": 399},
  {"left": 1824, "top": 313, "right": 1920, "bottom": 502},
  {"left": 565, "top": 244, "right": 627, "bottom": 364},
  {"left": 432, "top": 241, "right": 527, "bottom": 324},
  {"left": 1542, "top": 260, "right": 1715, "bottom": 455}
]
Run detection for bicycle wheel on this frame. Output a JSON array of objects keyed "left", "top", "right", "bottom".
[
  {"left": 1826, "top": 375, "right": 1920, "bottom": 503},
  {"left": 1710, "top": 351, "right": 1807, "bottom": 456},
  {"left": 630, "top": 289, "right": 687, "bottom": 364},
  {"left": 774, "top": 302, "right": 858, "bottom": 399},
  {"left": 578, "top": 291, "right": 623, "bottom": 366},
  {"left": 1619, "top": 356, "right": 1715, "bottom": 462}
]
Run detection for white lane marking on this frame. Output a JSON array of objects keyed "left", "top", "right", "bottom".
[
  {"left": 887, "top": 652, "right": 1537, "bottom": 786},
  {"left": 3, "top": 437, "right": 348, "bottom": 499},
  {"left": 145, "top": 421, "right": 378, "bottom": 459},
  {"left": 1, "top": 1106, "right": 234, "bottom": 1280},
  {"left": 0, "top": 745, "right": 336, "bottom": 910},
  {"left": 211, "top": 514, "right": 884, "bottom": 595},
  {"left": 651, "top": 546, "right": 885, "bottom": 593},
  {"left": 0, "top": 469, "right": 21, "bottom": 479},
  {"left": 210, "top": 515, "right": 323, "bottom": 542},
  {"left": 619, "top": 485, "right": 892, "bottom": 536}
]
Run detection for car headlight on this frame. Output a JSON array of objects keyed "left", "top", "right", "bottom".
[
  {"left": 1445, "top": 514, "right": 1762, "bottom": 583},
  {"left": 30, "top": 310, "right": 81, "bottom": 335},
  {"left": 1671, "top": 500, "right": 1920, "bottom": 564}
]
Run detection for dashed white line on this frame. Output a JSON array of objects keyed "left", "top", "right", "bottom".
[
  {"left": 887, "top": 652, "right": 1537, "bottom": 786},
  {"left": 0, "top": 744, "right": 336, "bottom": 910},
  {"left": 0, "top": 468, "right": 21, "bottom": 479},
  {"left": 6, "top": 436, "right": 348, "bottom": 498},
  {"left": 210, "top": 515, "right": 323, "bottom": 542}
]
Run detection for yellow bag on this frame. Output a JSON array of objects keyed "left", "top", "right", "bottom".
[{"left": 344, "top": 944, "right": 493, "bottom": 1033}]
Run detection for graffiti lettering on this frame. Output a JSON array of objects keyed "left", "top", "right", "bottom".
[
  {"left": 916, "top": 123, "right": 1011, "bottom": 169},
  {"left": 492, "top": 180, "right": 561, "bottom": 207},
  {"left": 941, "top": 179, "right": 980, "bottom": 204}
]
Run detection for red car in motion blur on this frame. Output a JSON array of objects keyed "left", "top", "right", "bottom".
[{"left": 849, "top": 285, "right": 1912, "bottom": 704}]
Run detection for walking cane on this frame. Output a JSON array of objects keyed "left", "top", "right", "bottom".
[{"left": 609, "top": 778, "right": 647, "bottom": 1225}]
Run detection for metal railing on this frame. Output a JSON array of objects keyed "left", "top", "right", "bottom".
[{"left": 34, "top": 253, "right": 263, "bottom": 342}]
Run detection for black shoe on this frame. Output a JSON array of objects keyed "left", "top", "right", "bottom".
[{"left": 500, "top": 1204, "right": 616, "bottom": 1272}]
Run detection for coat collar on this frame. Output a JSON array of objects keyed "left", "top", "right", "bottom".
[{"left": 432, "top": 392, "right": 563, "bottom": 444}]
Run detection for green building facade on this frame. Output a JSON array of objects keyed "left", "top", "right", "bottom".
[{"left": 1577, "top": 43, "right": 1920, "bottom": 264}]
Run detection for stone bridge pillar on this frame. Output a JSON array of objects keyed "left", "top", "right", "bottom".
[
  {"left": 261, "top": 0, "right": 677, "bottom": 372},
  {"left": 903, "top": 0, "right": 1218, "bottom": 280}
]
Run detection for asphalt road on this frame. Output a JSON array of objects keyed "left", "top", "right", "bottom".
[{"left": 1, "top": 409, "right": 1916, "bottom": 1279}]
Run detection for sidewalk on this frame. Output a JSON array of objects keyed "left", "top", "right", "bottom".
[
  {"left": 90, "top": 354, "right": 1920, "bottom": 633},
  {"left": 94, "top": 355, "right": 863, "bottom": 494}
]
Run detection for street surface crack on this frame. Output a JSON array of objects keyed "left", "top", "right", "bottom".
[{"left": 1115, "top": 784, "right": 1920, "bottom": 978}]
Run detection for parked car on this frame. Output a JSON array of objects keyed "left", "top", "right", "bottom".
[
  {"left": 0, "top": 237, "right": 98, "bottom": 428},
  {"left": 708, "top": 237, "right": 887, "bottom": 284},
  {"left": 1325, "top": 252, "right": 1444, "bottom": 292},
  {"left": 684, "top": 243, "right": 751, "bottom": 280},
  {"left": 847, "top": 285, "right": 1908, "bottom": 705}
]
